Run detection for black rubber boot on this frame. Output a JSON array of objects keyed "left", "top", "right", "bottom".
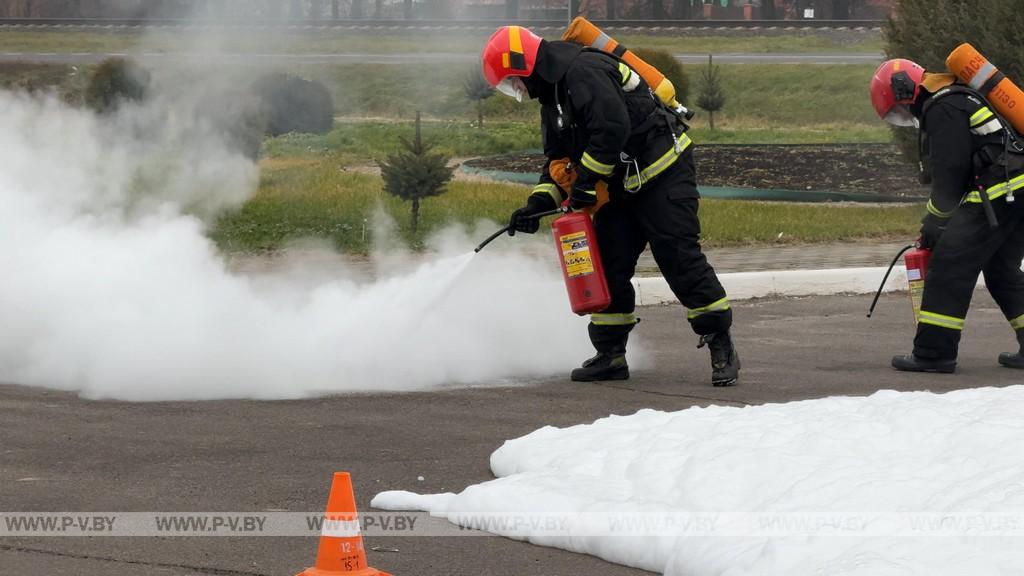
[
  {"left": 698, "top": 331, "right": 740, "bottom": 387},
  {"left": 570, "top": 353, "right": 629, "bottom": 382},
  {"left": 998, "top": 330, "right": 1024, "bottom": 369},
  {"left": 892, "top": 354, "right": 957, "bottom": 373},
  {"left": 571, "top": 323, "right": 633, "bottom": 382}
]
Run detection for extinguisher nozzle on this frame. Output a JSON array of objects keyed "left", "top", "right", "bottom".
[{"left": 474, "top": 226, "right": 511, "bottom": 253}]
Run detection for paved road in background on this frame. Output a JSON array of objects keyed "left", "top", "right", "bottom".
[
  {"left": 2, "top": 291, "right": 1020, "bottom": 576},
  {"left": 0, "top": 51, "right": 882, "bottom": 65}
]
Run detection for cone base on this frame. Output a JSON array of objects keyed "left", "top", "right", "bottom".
[{"left": 296, "top": 567, "right": 392, "bottom": 576}]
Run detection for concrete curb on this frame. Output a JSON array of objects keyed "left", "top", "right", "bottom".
[{"left": 635, "top": 266, "right": 915, "bottom": 306}]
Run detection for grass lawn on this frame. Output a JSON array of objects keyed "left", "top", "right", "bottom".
[
  {"left": 264, "top": 120, "right": 543, "bottom": 159},
  {"left": 211, "top": 154, "right": 922, "bottom": 255},
  {"left": 263, "top": 119, "right": 889, "bottom": 162},
  {"left": 0, "top": 61, "right": 80, "bottom": 92},
  {"left": 298, "top": 61, "right": 886, "bottom": 138},
  {"left": 267, "top": 61, "right": 889, "bottom": 153},
  {"left": 0, "top": 60, "right": 887, "bottom": 143},
  {"left": 0, "top": 57, "right": 906, "bottom": 255},
  {"left": 211, "top": 159, "right": 524, "bottom": 253},
  {"left": 222, "top": 58, "right": 899, "bottom": 253},
  {"left": 0, "top": 29, "right": 882, "bottom": 55},
  {"left": 257, "top": 60, "right": 889, "bottom": 158}
]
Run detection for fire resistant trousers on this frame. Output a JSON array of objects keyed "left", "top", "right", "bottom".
[
  {"left": 590, "top": 163, "right": 732, "bottom": 340},
  {"left": 914, "top": 198, "right": 1024, "bottom": 359}
]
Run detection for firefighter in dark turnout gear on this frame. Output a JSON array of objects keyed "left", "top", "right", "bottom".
[
  {"left": 870, "top": 59, "right": 1024, "bottom": 372},
  {"left": 482, "top": 25, "right": 740, "bottom": 386}
]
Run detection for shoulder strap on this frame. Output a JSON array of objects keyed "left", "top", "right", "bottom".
[
  {"left": 921, "top": 84, "right": 982, "bottom": 121},
  {"left": 923, "top": 84, "right": 1021, "bottom": 142}
]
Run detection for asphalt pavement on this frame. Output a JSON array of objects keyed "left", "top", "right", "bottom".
[
  {"left": 2, "top": 290, "right": 1021, "bottom": 575},
  {"left": 0, "top": 51, "right": 881, "bottom": 66}
]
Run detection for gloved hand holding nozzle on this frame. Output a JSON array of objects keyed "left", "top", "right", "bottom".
[{"left": 508, "top": 194, "right": 558, "bottom": 236}]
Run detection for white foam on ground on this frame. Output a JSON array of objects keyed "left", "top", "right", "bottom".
[{"left": 373, "top": 386, "right": 1024, "bottom": 575}]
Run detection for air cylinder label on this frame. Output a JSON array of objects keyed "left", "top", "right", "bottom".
[{"left": 559, "top": 231, "right": 595, "bottom": 278}]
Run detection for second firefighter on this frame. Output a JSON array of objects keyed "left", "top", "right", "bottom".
[{"left": 870, "top": 58, "right": 1024, "bottom": 372}]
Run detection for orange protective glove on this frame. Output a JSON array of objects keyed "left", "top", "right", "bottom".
[{"left": 548, "top": 158, "right": 610, "bottom": 214}]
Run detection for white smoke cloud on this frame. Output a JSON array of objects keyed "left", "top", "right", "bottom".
[{"left": 0, "top": 86, "right": 605, "bottom": 401}]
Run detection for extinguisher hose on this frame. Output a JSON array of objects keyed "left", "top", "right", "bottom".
[
  {"left": 474, "top": 208, "right": 564, "bottom": 253},
  {"left": 866, "top": 243, "right": 916, "bottom": 318}
]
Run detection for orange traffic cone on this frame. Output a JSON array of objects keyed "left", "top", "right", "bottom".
[{"left": 297, "top": 472, "right": 393, "bottom": 576}]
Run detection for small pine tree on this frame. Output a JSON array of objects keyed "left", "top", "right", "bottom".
[
  {"left": 697, "top": 54, "right": 726, "bottom": 130},
  {"left": 462, "top": 65, "right": 495, "bottom": 129},
  {"left": 379, "top": 112, "right": 455, "bottom": 233}
]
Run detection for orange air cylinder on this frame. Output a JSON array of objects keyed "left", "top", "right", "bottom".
[
  {"left": 946, "top": 43, "right": 1024, "bottom": 134},
  {"left": 562, "top": 16, "right": 683, "bottom": 113}
]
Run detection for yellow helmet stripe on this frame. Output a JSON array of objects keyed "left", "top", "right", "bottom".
[{"left": 508, "top": 26, "right": 523, "bottom": 54}]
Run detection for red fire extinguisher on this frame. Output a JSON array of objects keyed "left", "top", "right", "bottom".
[
  {"left": 473, "top": 206, "right": 610, "bottom": 316},
  {"left": 867, "top": 244, "right": 932, "bottom": 319},
  {"left": 552, "top": 211, "right": 611, "bottom": 315},
  {"left": 904, "top": 247, "right": 931, "bottom": 318}
]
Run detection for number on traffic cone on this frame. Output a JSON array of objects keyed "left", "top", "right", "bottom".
[{"left": 297, "top": 472, "right": 393, "bottom": 576}]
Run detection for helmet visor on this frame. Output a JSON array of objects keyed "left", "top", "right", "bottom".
[
  {"left": 496, "top": 76, "right": 527, "bottom": 103},
  {"left": 883, "top": 104, "right": 919, "bottom": 128}
]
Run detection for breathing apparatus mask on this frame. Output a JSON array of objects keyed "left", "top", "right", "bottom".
[
  {"left": 885, "top": 104, "right": 920, "bottom": 128},
  {"left": 496, "top": 76, "right": 528, "bottom": 102}
]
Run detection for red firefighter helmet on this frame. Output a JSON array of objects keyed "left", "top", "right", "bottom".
[
  {"left": 870, "top": 58, "right": 926, "bottom": 127},
  {"left": 482, "top": 25, "right": 543, "bottom": 102}
]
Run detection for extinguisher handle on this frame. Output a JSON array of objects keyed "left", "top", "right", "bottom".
[{"left": 533, "top": 208, "right": 567, "bottom": 219}]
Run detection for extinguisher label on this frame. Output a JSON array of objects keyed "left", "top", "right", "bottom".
[
  {"left": 909, "top": 279, "right": 925, "bottom": 319},
  {"left": 907, "top": 268, "right": 922, "bottom": 281},
  {"left": 559, "top": 231, "right": 595, "bottom": 278}
]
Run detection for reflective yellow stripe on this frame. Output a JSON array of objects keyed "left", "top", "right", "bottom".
[
  {"left": 927, "top": 199, "right": 955, "bottom": 218},
  {"left": 970, "top": 106, "right": 994, "bottom": 127},
  {"left": 581, "top": 152, "right": 615, "bottom": 176},
  {"left": 508, "top": 26, "right": 523, "bottom": 54},
  {"left": 623, "top": 134, "right": 692, "bottom": 190},
  {"left": 965, "top": 173, "right": 1024, "bottom": 203},
  {"left": 918, "top": 310, "right": 965, "bottom": 331},
  {"left": 591, "top": 313, "right": 637, "bottom": 326},
  {"left": 971, "top": 118, "right": 1003, "bottom": 135},
  {"left": 1010, "top": 314, "right": 1024, "bottom": 331},
  {"left": 687, "top": 296, "right": 731, "bottom": 319},
  {"left": 1010, "top": 314, "right": 1024, "bottom": 330},
  {"left": 532, "top": 183, "right": 561, "bottom": 205},
  {"left": 618, "top": 63, "right": 632, "bottom": 86}
]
